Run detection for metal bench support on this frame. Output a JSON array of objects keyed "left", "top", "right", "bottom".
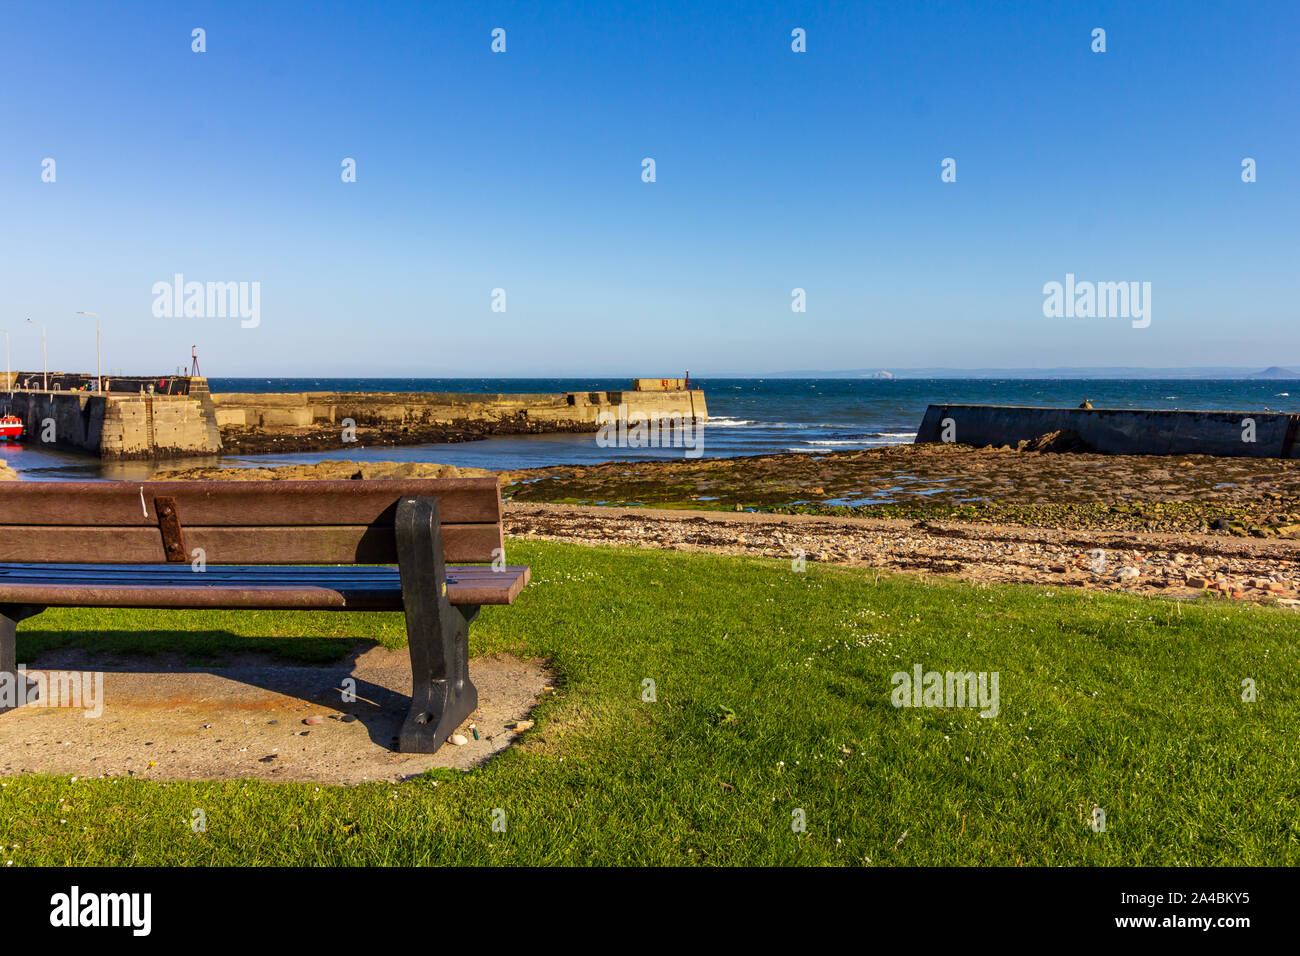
[
  {"left": 0, "top": 605, "right": 44, "bottom": 714},
  {"left": 395, "top": 497, "right": 480, "bottom": 753}
]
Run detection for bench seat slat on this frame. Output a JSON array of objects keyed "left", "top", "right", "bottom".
[
  {"left": 0, "top": 524, "right": 503, "bottom": 565},
  {"left": 0, "top": 564, "right": 530, "bottom": 610},
  {"left": 0, "top": 563, "right": 514, "bottom": 578},
  {"left": 0, "top": 479, "right": 503, "bottom": 526}
]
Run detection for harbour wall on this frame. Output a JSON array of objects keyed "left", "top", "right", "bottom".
[
  {"left": 915, "top": 404, "right": 1300, "bottom": 458},
  {"left": 0, "top": 383, "right": 707, "bottom": 458},
  {"left": 211, "top": 389, "right": 708, "bottom": 430},
  {"left": 0, "top": 378, "right": 222, "bottom": 459}
]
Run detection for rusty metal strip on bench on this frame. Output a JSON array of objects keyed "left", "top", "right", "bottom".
[{"left": 153, "top": 496, "right": 188, "bottom": 563}]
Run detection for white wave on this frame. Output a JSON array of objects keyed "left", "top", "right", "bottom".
[
  {"left": 783, "top": 443, "right": 904, "bottom": 452},
  {"left": 704, "top": 419, "right": 917, "bottom": 440},
  {"left": 1277, "top": 392, "right": 1290, "bottom": 397},
  {"left": 804, "top": 434, "right": 916, "bottom": 446}
]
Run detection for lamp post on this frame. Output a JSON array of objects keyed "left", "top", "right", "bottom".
[
  {"left": 0, "top": 330, "right": 9, "bottom": 390},
  {"left": 26, "top": 317, "right": 46, "bottom": 390},
  {"left": 75, "top": 311, "right": 101, "bottom": 392}
]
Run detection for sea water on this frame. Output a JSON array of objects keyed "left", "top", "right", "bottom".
[{"left": 4, "top": 377, "right": 1298, "bottom": 479}]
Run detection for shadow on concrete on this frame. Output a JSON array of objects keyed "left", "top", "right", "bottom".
[{"left": 16, "top": 636, "right": 410, "bottom": 751}]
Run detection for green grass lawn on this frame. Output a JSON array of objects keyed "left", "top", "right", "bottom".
[{"left": 2, "top": 539, "right": 1297, "bottom": 866}]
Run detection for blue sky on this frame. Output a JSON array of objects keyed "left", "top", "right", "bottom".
[{"left": 1, "top": 0, "right": 1295, "bottom": 377}]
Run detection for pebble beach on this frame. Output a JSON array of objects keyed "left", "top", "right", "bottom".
[{"left": 154, "top": 443, "right": 1300, "bottom": 607}]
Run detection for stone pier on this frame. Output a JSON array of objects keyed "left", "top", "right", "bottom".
[
  {"left": 0, "top": 378, "right": 223, "bottom": 459},
  {"left": 0, "top": 380, "right": 707, "bottom": 459},
  {"left": 210, "top": 388, "right": 708, "bottom": 431}
]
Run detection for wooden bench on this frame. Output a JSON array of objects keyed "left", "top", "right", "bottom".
[{"left": 0, "top": 478, "right": 529, "bottom": 753}]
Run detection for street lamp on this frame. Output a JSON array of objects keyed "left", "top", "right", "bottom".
[
  {"left": 26, "top": 317, "right": 46, "bottom": 390},
  {"left": 0, "top": 330, "right": 9, "bottom": 390},
  {"left": 75, "top": 311, "right": 101, "bottom": 392}
]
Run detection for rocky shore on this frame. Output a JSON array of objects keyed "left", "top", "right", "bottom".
[
  {"left": 504, "top": 503, "right": 1300, "bottom": 606},
  {"left": 218, "top": 414, "right": 597, "bottom": 455},
  {"left": 154, "top": 459, "right": 497, "bottom": 481},
  {"left": 503, "top": 443, "right": 1300, "bottom": 538},
  {"left": 153, "top": 445, "right": 1300, "bottom": 606}
]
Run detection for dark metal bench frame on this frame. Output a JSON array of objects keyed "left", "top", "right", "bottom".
[
  {"left": 0, "top": 491, "right": 524, "bottom": 755},
  {"left": 394, "top": 496, "right": 480, "bottom": 752}
]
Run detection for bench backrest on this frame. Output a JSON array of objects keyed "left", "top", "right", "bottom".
[{"left": 0, "top": 478, "right": 503, "bottom": 565}]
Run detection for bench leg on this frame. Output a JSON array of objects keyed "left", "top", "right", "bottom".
[
  {"left": 395, "top": 496, "right": 481, "bottom": 754},
  {"left": 0, "top": 605, "right": 44, "bottom": 715}
]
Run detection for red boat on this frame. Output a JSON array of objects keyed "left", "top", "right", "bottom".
[{"left": 0, "top": 416, "right": 23, "bottom": 441}]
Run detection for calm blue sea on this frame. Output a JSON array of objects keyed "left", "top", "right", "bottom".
[{"left": 5, "top": 377, "right": 1299, "bottom": 480}]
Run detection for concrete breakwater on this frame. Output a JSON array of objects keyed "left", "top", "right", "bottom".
[
  {"left": 0, "top": 378, "right": 222, "bottom": 459},
  {"left": 915, "top": 404, "right": 1300, "bottom": 458},
  {"left": 212, "top": 388, "right": 709, "bottom": 454},
  {"left": 0, "top": 383, "right": 706, "bottom": 459},
  {"left": 212, "top": 388, "right": 707, "bottom": 428}
]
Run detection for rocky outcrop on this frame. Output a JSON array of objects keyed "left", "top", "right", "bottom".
[
  {"left": 1017, "top": 429, "right": 1092, "bottom": 453},
  {"left": 153, "top": 459, "right": 503, "bottom": 482},
  {"left": 217, "top": 414, "right": 595, "bottom": 455}
]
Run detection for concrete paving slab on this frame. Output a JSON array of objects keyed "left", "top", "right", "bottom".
[{"left": 0, "top": 648, "right": 551, "bottom": 785}]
